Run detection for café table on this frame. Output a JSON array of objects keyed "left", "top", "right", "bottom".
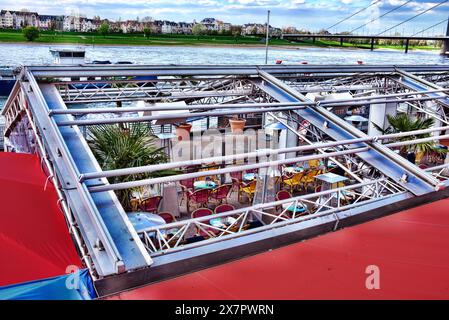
[
  {"left": 243, "top": 173, "right": 256, "bottom": 182},
  {"left": 282, "top": 203, "right": 306, "bottom": 215},
  {"left": 194, "top": 180, "right": 217, "bottom": 190},
  {"left": 209, "top": 216, "right": 238, "bottom": 230},
  {"left": 283, "top": 166, "right": 304, "bottom": 175},
  {"left": 127, "top": 212, "right": 166, "bottom": 233}
]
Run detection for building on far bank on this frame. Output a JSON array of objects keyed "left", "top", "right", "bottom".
[{"left": 0, "top": 10, "right": 39, "bottom": 29}]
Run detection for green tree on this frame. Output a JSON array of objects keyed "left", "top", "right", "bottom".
[
  {"left": 143, "top": 27, "right": 151, "bottom": 39},
  {"left": 98, "top": 21, "right": 109, "bottom": 38},
  {"left": 22, "top": 26, "right": 40, "bottom": 41},
  {"left": 88, "top": 123, "right": 178, "bottom": 211},
  {"left": 192, "top": 23, "right": 205, "bottom": 39}
]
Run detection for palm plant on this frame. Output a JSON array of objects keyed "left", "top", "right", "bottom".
[
  {"left": 373, "top": 113, "right": 442, "bottom": 156},
  {"left": 88, "top": 123, "right": 179, "bottom": 211}
]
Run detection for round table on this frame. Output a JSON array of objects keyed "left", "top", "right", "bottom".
[
  {"left": 127, "top": 212, "right": 166, "bottom": 233},
  {"left": 210, "top": 216, "right": 238, "bottom": 229},
  {"left": 243, "top": 173, "right": 256, "bottom": 182},
  {"left": 282, "top": 203, "right": 306, "bottom": 214},
  {"left": 194, "top": 181, "right": 217, "bottom": 190},
  {"left": 283, "top": 166, "right": 304, "bottom": 175}
]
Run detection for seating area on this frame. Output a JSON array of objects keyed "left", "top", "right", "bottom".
[{"left": 126, "top": 158, "right": 348, "bottom": 242}]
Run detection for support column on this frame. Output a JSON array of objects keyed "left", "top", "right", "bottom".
[
  {"left": 340, "top": 37, "right": 343, "bottom": 46},
  {"left": 405, "top": 38, "right": 410, "bottom": 54},
  {"left": 368, "top": 102, "right": 397, "bottom": 136},
  {"left": 370, "top": 38, "right": 374, "bottom": 51},
  {"left": 442, "top": 17, "right": 449, "bottom": 56},
  {"left": 313, "top": 36, "right": 316, "bottom": 43}
]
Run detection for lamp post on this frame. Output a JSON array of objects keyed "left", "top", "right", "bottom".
[{"left": 265, "top": 10, "right": 271, "bottom": 64}]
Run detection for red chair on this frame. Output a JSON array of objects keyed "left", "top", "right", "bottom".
[
  {"left": 191, "top": 208, "right": 216, "bottom": 237},
  {"left": 245, "top": 168, "right": 258, "bottom": 174},
  {"left": 158, "top": 212, "right": 177, "bottom": 224},
  {"left": 276, "top": 190, "right": 291, "bottom": 201},
  {"left": 186, "top": 189, "right": 211, "bottom": 214},
  {"left": 180, "top": 178, "right": 194, "bottom": 189},
  {"left": 214, "top": 204, "right": 235, "bottom": 214},
  {"left": 230, "top": 171, "right": 243, "bottom": 181},
  {"left": 179, "top": 178, "right": 194, "bottom": 205},
  {"left": 140, "top": 195, "right": 162, "bottom": 214},
  {"left": 210, "top": 184, "right": 232, "bottom": 204}
]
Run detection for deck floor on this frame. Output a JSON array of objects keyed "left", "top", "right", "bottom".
[{"left": 106, "top": 197, "right": 449, "bottom": 300}]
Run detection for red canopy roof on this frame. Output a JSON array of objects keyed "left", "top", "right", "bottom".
[
  {"left": 0, "top": 152, "right": 82, "bottom": 286},
  {"left": 107, "top": 198, "right": 449, "bottom": 300}
]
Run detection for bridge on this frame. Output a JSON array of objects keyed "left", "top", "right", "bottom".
[{"left": 281, "top": 34, "right": 449, "bottom": 54}]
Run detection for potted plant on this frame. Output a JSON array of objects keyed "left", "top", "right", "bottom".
[
  {"left": 229, "top": 116, "right": 246, "bottom": 133},
  {"left": 372, "top": 114, "right": 447, "bottom": 164},
  {"left": 88, "top": 123, "right": 180, "bottom": 211},
  {"left": 175, "top": 122, "right": 192, "bottom": 141}
]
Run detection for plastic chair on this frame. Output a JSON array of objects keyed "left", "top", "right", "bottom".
[
  {"left": 214, "top": 204, "right": 235, "bottom": 214},
  {"left": 230, "top": 171, "right": 243, "bottom": 181},
  {"left": 276, "top": 190, "right": 292, "bottom": 201},
  {"left": 186, "top": 189, "right": 211, "bottom": 214},
  {"left": 191, "top": 208, "right": 216, "bottom": 237},
  {"left": 282, "top": 172, "right": 304, "bottom": 193},
  {"left": 239, "top": 180, "right": 257, "bottom": 203},
  {"left": 179, "top": 178, "right": 194, "bottom": 206},
  {"left": 308, "top": 159, "right": 320, "bottom": 169},
  {"left": 301, "top": 169, "right": 321, "bottom": 190},
  {"left": 158, "top": 212, "right": 177, "bottom": 224},
  {"left": 210, "top": 184, "right": 232, "bottom": 204},
  {"left": 140, "top": 195, "right": 163, "bottom": 214}
]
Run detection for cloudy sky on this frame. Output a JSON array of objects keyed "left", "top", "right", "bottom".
[{"left": 1, "top": 0, "right": 448, "bottom": 35}]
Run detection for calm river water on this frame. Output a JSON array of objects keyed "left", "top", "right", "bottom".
[{"left": 0, "top": 42, "right": 448, "bottom": 66}]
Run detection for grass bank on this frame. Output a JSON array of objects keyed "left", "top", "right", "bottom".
[{"left": 0, "top": 29, "right": 441, "bottom": 51}]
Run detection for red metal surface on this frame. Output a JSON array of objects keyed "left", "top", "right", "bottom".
[
  {"left": 0, "top": 152, "right": 82, "bottom": 286},
  {"left": 107, "top": 198, "right": 449, "bottom": 300}
]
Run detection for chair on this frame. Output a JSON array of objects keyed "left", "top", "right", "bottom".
[
  {"left": 308, "top": 159, "right": 320, "bottom": 169},
  {"left": 282, "top": 172, "right": 304, "bottom": 193},
  {"left": 239, "top": 180, "right": 257, "bottom": 203},
  {"left": 301, "top": 169, "right": 321, "bottom": 190},
  {"left": 197, "top": 163, "right": 220, "bottom": 183},
  {"left": 214, "top": 204, "right": 235, "bottom": 214},
  {"left": 140, "top": 195, "right": 163, "bottom": 214},
  {"left": 210, "top": 184, "right": 232, "bottom": 204},
  {"left": 245, "top": 168, "right": 259, "bottom": 174},
  {"left": 191, "top": 208, "right": 216, "bottom": 237},
  {"left": 158, "top": 212, "right": 177, "bottom": 224},
  {"left": 230, "top": 171, "right": 243, "bottom": 181},
  {"left": 186, "top": 189, "right": 211, "bottom": 214},
  {"left": 230, "top": 171, "right": 243, "bottom": 196},
  {"left": 179, "top": 178, "right": 194, "bottom": 205},
  {"left": 276, "top": 190, "right": 292, "bottom": 201}
]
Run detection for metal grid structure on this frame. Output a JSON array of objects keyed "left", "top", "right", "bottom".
[{"left": 3, "top": 64, "right": 449, "bottom": 295}]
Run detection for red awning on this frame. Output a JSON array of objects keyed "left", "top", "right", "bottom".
[
  {"left": 107, "top": 198, "right": 449, "bottom": 300},
  {"left": 0, "top": 152, "right": 82, "bottom": 287}
]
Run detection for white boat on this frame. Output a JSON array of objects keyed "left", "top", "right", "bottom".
[{"left": 49, "top": 47, "right": 87, "bottom": 65}]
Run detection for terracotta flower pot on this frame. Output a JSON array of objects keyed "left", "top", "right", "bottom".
[
  {"left": 176, "top": 123, "right": 192, "bottom": 141},
  {"left": 229, "top": 118, "right": 246, "bottom": 134},
  {"left": 440, "top": 138, "right": 449, "bottom": 147}
]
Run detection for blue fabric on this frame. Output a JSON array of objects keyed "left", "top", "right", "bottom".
[{"left": 0, "top": 269, "right": 96, "bottom": 300}]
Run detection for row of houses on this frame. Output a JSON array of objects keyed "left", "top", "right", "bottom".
[{"left": 0, "top": 10, "right": 282, "bottom": 36}]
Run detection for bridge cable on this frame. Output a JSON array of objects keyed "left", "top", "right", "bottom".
[
  {"left": 376, "top": 0, "right": 449, "bottom": 36},
  {"left": 349, "top": 0, "right": 413, "bottom": 34},
  {"left": 326, "top": 0, "right": 382, "bottom": 31},
  {"left": 411, "top": 18, "right": 449, "bottom": 37}
]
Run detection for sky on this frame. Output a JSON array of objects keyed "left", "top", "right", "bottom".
[{"left": 1, "top": 0, "right": 448, "bottom": 35}]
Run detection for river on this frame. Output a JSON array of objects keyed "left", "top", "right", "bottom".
[
  {"left": 0, "top": 42, "right": 448, "bottom": 110},
  {"left": 0, "top": 42, "right": 448, "bottom": 66}
]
